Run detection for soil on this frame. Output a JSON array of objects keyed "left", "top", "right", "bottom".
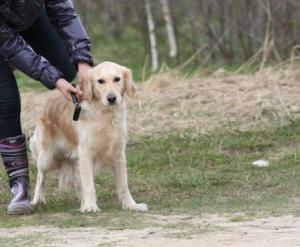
[{"left": 1, "top": 214, "right": 300, "bottom": 246}]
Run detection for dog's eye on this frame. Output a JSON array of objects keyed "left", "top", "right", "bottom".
[
  {"left": 98, "top": 79, "right": 105, "bottom": 84},
  {"left": 114, "top": 77, "right": 121, "bottom": 83}
]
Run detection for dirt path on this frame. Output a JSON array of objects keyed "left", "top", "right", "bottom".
[{"left": 1, "top": 214, "right": 300, "bottom": 247}]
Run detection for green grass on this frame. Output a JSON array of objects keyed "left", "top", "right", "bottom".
[{"left": 1, "top": 121, "right": 300, "bottom": 227}]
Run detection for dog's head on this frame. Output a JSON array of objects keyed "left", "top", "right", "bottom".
[{"left": 83, "top": 62, "right": 136, "bottom": 107}]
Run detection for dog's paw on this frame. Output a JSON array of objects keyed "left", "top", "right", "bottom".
[
  {"left": 135, "top": 203, "right": 148, "bottom": 211},
  {"left": 31, "top": 197, "right": 46, "bottom": 206},
  {"left": 80, "top": 202, "right": 100, "bottom": 213},
  {"left": 123, "top": 203, "right": 148, "bottom": 212}
]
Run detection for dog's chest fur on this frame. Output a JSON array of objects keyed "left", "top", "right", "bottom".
[{"left": 75, "top": 102, "right": 127, "bottom": 160}]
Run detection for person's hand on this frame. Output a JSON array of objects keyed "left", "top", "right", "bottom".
[
  {"left": 55, "top": 78, "right": 83, "bottom": 101},
  {"left": 77, "top": 62, "right": 92, "bottom": 91}
]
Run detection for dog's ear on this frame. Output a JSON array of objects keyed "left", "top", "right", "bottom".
[
  {"left": 82, "top": 70, "right": 93, "bottom": 102},
  {"left": 123, "top": 67, "right": 136, "bottom": 98},
  {"left": 82, "top": 70, "right": 100, "bottom": 102}
]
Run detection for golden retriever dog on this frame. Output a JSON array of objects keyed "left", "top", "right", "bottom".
[{"left": 30, "top": 61, "right": 148, "bottom": 213}]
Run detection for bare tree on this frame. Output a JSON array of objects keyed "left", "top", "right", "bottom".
[
  {"left": 131, "top": 0, "right": 149, "bottom": 51},
  {"left": 219, "top": 0, "right": 234, "bottom": 62},
  {"left": 250, "top": 0, "right": 266, "bottom": 52},
  {"left": 73, "top": 0, "right": 300, "bottom": 68},
  {"left": 185, "top": 0, "right": 199, "bottom": 57},
  {"left": 106, "top": 0, "right": 123, "bottom": 38},
  {"left": 145, "top": 0, "right": 159, "bottom": 72},
  {"left": 202, "top": 0, "right": 218, "bottom": 60},
  {"left": 160, "top": 0, "right": 178, "bottom": 58}
]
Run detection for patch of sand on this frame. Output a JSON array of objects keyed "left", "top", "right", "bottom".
[{"left": 1, "top": 214, "right": 300, "bottom": 247}]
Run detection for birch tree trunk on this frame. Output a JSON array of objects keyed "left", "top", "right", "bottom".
[
  {"left": 145, "top": 0, "right": 159, "bottom": 72},
  {"left": 160, "top": 0, "right": 178, "bottom": 58}
]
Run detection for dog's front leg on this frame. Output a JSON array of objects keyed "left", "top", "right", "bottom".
[
  {"left": 113, "top": 155, "right": 148, "bottom": 212},
  {"left": 78, "top": 148, "right": 100, "bottom": 213}
]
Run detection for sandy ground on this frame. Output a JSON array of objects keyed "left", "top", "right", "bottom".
[{"left": 1, "top": 214, "right": 300, "bottom": 247}]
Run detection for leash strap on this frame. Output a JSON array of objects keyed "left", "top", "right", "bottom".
[{"left": 71, "top": 84, "right": 81, "bottom": 121}]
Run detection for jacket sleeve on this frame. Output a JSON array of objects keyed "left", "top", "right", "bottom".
[
  {"left": 45, "top": 0, "right": 94, "bottom": 67},
  {"left": 0, "top": 20, "right": 63, "bottom": 89}
]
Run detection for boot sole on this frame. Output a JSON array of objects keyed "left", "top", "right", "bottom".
[{"left": 7, "top": 205, "right": 31, "bottom": 215}]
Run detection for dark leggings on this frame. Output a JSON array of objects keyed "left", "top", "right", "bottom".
[{"left": 0, "top": 9, "right": 77, "bottom": 139}]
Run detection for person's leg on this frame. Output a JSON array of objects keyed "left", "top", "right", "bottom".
[
  {"left": 19, "top": 8, "right": 77, "bottom": 82},
  {"left": 0, "top": 56, "right": 31, "bottom": 215}
]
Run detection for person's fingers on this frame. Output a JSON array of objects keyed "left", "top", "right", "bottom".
[
  {"left": 63, "top": 87, "right": 73, "bottom": 101},
  {"left": 79, "top": 83, "right": 84, "bottom": 91},
  {"left": 68, "top": 85, "right": 77, "bottom": 93},
  {"left": 65, "top": 91, "right": 72, "bottom": 101},
  {"left": 66, "top": 85, "right": 83, "bottom": 102},
  {"left": 68, "top": 85, "right": 82, "bottom": 95},
  {"left": 76, "top": 93, "right": 83, "bottom": 102},
  {"left": 69, "top": 86, "right": 82, "bottom": 102},
  {"left": 76, "top": 88, "right": 83, "bottom": 97},
  {"left": 57, "top": 82, "right": 83, "bottom": 102}
]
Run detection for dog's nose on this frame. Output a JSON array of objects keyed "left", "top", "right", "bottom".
[{"left": 107, "top": 94, "right": 117, "bottom": 104}]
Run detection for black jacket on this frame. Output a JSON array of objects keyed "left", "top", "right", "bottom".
[{"left": 0, "top": 0, "right": 93, "bottom": 89}]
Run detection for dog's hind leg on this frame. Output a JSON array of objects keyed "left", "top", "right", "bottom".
[
  {"left": 31, "top": 152, "right": 55, "bottom": 205},
  {"left": 31, "top": 170, "right": 46, "bottom": 205},
  {"left": 58, "top": 161, "right": 82, "bottom": 199},
  {"left": 112, "top": 156, "right": 148, "bottom": 212}
]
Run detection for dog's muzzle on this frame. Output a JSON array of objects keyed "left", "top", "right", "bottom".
[{"left": 107, "top": 94, "right": 117, "bottom": 105}]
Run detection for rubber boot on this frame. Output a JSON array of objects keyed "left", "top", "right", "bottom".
[{"left": 0, "top": 135, "right": 31, "bottom": 215}]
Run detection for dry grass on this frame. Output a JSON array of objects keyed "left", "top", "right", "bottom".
[{"left": 21, "top": 66, "right": 300, "bottom": 136}]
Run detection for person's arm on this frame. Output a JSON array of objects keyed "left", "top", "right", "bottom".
[
  {"left": 0, "top": 19, "right": 82, "bottom": 100},
  {"left": 0, "top": 20, "right": 62, "bottom": 89},
  {"left": 44, "top": 0, "right": 94, "bottom": 68}
]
